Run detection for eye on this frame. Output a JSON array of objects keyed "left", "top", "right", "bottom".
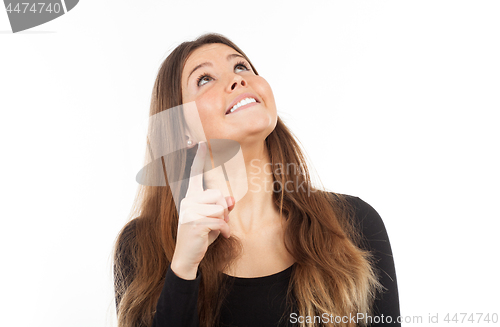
[
  {"left": 196, "top": 73, "right": 213, "bottom": 87},
  {"left": 235, "top": 61, "right": 250, "bottom": 73}
]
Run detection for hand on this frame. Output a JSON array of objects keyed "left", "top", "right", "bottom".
[{"left": 170, "top": 142, "right": 235, "bottom": 280}]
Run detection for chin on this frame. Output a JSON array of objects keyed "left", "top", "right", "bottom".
[{"left": 236, "top": 112, "right": 277, "bottom": 144}]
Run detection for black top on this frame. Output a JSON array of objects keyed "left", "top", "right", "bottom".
[{"left": 121, "top": 195, "right": 401, "bottom": 326}]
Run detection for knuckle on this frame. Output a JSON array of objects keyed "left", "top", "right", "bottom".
[{"left": 191, "top": 220, "right": 203, "bottom": 231}]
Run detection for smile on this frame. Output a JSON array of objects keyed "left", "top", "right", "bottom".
[{"left": 226, "top": 97, "right": 258, "bottom": 115}]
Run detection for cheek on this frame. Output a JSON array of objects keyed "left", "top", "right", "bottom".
[
  {"left": 197, "top": 90, "right": 222, "bottom": 118},
  {"left": 253, "top": 76, "right": 276, "bottom": 107},
  {"left": 256, "top": 77, "right": 278, "bottom": 128},
  {"left": 195, "top": 90, "right": 224, "bottom": 136}
]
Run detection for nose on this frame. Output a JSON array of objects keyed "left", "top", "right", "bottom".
[{"left": 228, "top": 74, "right": 247, "bottom": 91}]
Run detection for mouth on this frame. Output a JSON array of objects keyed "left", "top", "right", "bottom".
[{"left": 225, "top": 93, "right": 260, "bottom": 115}]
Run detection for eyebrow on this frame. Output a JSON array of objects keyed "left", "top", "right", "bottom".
[{"left": 186, "top": 53, "right": 246, "bottom": 84}]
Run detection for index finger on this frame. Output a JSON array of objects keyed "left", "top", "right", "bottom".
[{"left": 186, "top": 141, "right": 207, "bottom": 196}]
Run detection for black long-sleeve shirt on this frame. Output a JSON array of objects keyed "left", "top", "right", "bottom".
[{"left": 120, "top": 195, "right": 401, "bottom": 326}]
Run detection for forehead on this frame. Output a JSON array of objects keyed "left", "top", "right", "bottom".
[
  {"left": 186, "top": 43, "right": 238, "bottom": 66},
  {"left": 182, "top": 44, "right": 240, "bottom": 78}
]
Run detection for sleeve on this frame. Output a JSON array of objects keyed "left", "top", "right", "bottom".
[
  {"left": 114, "top": 219, "right": 201, "bottom": 327},
  {"left": 346, "top": 196, "right": 401, "bottom": 327},
  {"left": 151, "top": 264, "right": 202, "bottom": 327}
]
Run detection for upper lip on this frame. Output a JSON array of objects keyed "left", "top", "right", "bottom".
[{"left": 226, "top": 92, "right": 260, "bottom": 114}]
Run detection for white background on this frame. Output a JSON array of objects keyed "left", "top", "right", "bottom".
[{"left": 1, "top": 1, "right": 499, "bottom": 326}]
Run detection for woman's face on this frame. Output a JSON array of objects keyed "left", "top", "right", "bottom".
[{"left": 181, "top": 43, "right": 277, "bottom": 146}]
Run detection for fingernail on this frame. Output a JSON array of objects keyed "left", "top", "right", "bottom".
[{"left": 228, "top": 196, "right": 234, "bottom": 206}]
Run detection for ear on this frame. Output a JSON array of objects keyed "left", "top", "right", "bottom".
[{"left": 185, "top": 133, "right": 196, "bottom": 149}]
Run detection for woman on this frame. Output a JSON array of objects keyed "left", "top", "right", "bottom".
[{"left": 113, "top": 33, "right": 400, "bottom": 327}]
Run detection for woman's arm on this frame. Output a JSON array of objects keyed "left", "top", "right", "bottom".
[
  {"left": 114, "top": 220, "right": 201, "bottom": 327},
  {"left": 151, "top": 264, "right": 201, "bottom": 327},
  {"left": 345, "top": 195, "right": 401, "bottom": 327}
]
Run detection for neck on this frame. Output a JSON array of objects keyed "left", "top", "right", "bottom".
[
  {"left": 235, "top": 142, "right": 282, "bottom": 235},
  {"left": 204, "top": 140, "right": 282, "bottom": 236}
]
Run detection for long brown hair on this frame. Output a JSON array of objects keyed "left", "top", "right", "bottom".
[{"left": 113, "top": 33, "right": 382, "bottom": 327}]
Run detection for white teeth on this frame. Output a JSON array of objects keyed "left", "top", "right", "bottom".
[{"left": 229, "top": 97, "right": 256, "bottom": 113}]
